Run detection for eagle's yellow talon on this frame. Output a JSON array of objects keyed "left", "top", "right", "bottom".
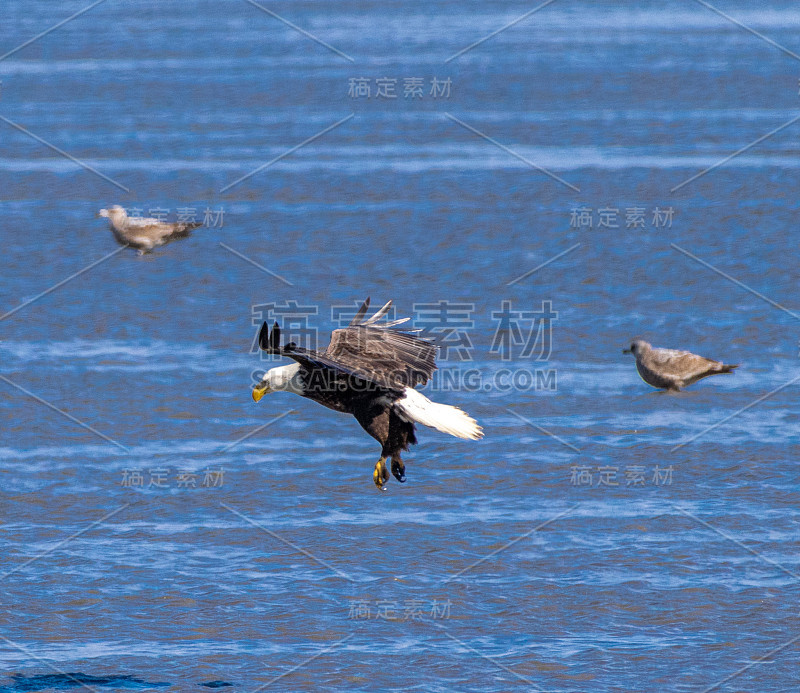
[{"left": 373, "top": 457, "right": 388, "bottom": 489}]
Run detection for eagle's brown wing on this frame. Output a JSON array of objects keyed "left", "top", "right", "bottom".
[
  {"left": 257, "top": 298, "right": 437, "bottom": 391},
  {"left": 323, "top": 298, "right": 437, "bottom": 389}
]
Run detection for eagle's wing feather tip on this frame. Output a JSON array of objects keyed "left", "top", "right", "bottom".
[{"left": 257, "top": 321, "right": 271, "bottom": 350}]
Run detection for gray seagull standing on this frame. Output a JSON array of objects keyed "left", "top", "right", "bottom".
[
  {"left": 623, "top": 339, "right": 739, "bottom": 391},
  {"left": 98, "top": 205, "right": 202, "bottom": 254}
]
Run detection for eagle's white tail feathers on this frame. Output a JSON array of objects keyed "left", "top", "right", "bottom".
[{"left": 394, "top": 387, "right": 483, "bottom": 441}]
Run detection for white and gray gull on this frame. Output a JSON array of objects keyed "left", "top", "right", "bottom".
[
  {"left": 623, "top": 339, "right": 738, "bottom": 391},
  {"left": 98, "top": 205, "right": 202, "bottom": 254}
]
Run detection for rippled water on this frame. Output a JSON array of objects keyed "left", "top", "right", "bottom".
[{"left": 1, "top": 1, "right": 799, "bottom": 691}]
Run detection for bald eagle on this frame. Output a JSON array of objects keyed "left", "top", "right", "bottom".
[{"left": 252, "top": 298, "right": 483, "bottom": 489}]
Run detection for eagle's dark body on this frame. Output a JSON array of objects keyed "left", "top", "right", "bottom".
[{"left": 298, "top": 371, "right": 418, "bottom": 470}]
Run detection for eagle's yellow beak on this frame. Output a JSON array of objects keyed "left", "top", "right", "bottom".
[{"left": 252, "top": 383, "right": 270, "bottom": 402}]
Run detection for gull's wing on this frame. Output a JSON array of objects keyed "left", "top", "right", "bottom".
[
  {"left": 124, "top": 216, "right": 170, "bottom": 228},
  {"left": 647, "top": 348, "right": 722, "bottom": 379},
  {"left": 123, "top": 217, "right": 201, "bottom": 242}
]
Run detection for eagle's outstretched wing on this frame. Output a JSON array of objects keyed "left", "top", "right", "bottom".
[{"left": 257, "top": 298, "right": 437, "bottom": 391}]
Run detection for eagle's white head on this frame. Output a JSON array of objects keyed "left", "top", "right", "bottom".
[{"left": 252, "top": 363, "right": 302, "bottom": 402}]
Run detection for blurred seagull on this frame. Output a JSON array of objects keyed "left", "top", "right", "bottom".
[
  {"left": 98, "top": 205, "right": 202, "bottom": 254},
  {"left": 623, "top": 339, "right": 738, "bottom": 391}
]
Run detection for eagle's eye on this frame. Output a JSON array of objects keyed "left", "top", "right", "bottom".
[{"left": 630, "top": 344, "right": 636, "bottom": 353}]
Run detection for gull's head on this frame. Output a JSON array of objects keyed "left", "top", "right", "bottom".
[
  {"left": 252, "top": 363, "right": 301, "bottom": 402},
  {"left": 623, "top": 339, "right": 650, "bottom": 356},
  {"left": 98, "top": 205, "right": 126, "bottom": 223}
]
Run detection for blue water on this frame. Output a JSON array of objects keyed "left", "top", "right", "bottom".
[{"left": 1, "top": 1, "right": 799, "bottom": 691}]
